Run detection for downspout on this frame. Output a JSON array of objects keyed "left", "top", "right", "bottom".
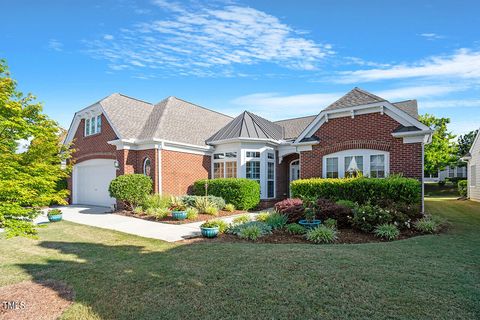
[
  {"left": 421, "top": 142, "right": 425, "bottom": 214},
  {"left": 158, "top": 142, "right": 163, "bottom": 195}
]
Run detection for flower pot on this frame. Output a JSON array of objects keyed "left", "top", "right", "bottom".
[
  {"left": 172, "top": 211, "right": 187, "bottom": 220},
  {"left": 201, "top": 226, "right": 219, "bottom": 238},
  {"left": 48, "top": 214, "right": 63, "bottom": 222},
  {"left": 298, "top": 219, "right": 321, "bottom": 229}
]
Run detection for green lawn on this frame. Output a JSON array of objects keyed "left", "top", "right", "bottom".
[{"left": 1, "top": 198, "right": 479, "bottom": 319}]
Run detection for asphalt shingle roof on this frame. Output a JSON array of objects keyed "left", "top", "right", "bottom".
[
  {"left": 274, "top": 115, "right": 316, "bottom": 139},
  {"left": 324, "top": 87, "right": 385, "bottom": 111},
  {"left": 206, "top": 111, "right": 284, "bottom": 143},
  {"left": 392, "top": 100, "right": 419, "bottom": 119}
]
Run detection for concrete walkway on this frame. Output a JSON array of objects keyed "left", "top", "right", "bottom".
[{"left": 36, "top": 206, "right": 259, "bottom": 242}]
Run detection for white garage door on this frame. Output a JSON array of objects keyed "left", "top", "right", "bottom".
[{"left": 73, "top": 159, "right": 117, "bottom": 207}]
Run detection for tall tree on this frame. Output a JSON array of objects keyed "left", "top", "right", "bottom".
[
  {"left": 0, "top": 59, "right": 71, "bottom": 237},
  {"left": 457, "top": 129, "right": 479, "bottom": 157},
  {"left": 419, "top": 114, "right": 457, "bottom": 176}
]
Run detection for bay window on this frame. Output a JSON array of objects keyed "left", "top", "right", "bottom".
[{"left": 213, "top": 152, "right": 237, "bottom": 178}]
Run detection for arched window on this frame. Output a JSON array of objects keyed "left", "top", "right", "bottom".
[{"left": 143, "top": 157, "right": 151, "bottom": 176}]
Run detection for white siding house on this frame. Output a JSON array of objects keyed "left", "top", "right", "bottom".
[{"left": 463, "top": 129, "right": 480, "bottom": 201}]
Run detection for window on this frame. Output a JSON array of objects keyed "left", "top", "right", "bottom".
[
  {"left": 225, "top": 152, "right": 237, "bottom": 158},
  {"left": 214, "top": 162, "right": 225, "bottom": 178},
  {"left": 326, "top": 158, "right": 338, "bottom": 178},
  {"left": 449, "top": 166, "right": 455, "bottom": 178},
  {"left": 246, "top": 151, "right": 260, "bottom": 158},
  {"left": 471, "top": 165, "right": 477, "bottom": 187},
  {"left": 267, "top": 161, "right": 275, "bottom": 198},
  {"left": 344, "top": 156, "right": 363, "bottom": 176},
  {"left": 370, "top": 155, "right": 385, "bottom": 178},
  {"left": 214, "top": 153, "right": 224, "bottom": 160},
  {"left": 246, "top": 161, "right": 260, "bottom": 180},
  {"left": 143, "top": 158, "right": 151, "bottom": 176},
  {"left": 267, "top": 152, "right": 275, "bottom": 159},
  {"left": 225, "top": 161, "right": 237, "bottom": 178},
  {"left": 84, "top": 115, "right": 102, "bottom": 136}
]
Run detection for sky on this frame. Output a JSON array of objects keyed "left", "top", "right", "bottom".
[{"left": 2, "top": 0, "right": 480, "bottom": 136}]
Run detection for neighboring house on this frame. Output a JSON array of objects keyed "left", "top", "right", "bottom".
[
  {"left": 424, "top": 165, "right": 467, "bottom": 183},
  {"left": 462, "top": 129, "right": 480, "bottom": 201},
  {"left": 64, "top": 87, "right": 432, "bottom": 208}
]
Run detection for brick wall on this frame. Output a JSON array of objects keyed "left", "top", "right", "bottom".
[
  {"left": 161, "top": 149, "right": 210, "bottom": 195},
  {"left": 300, "top": 112, "right": 422, "bottom": 179}
]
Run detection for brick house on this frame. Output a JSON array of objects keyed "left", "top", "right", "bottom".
[{"left": 64, "top": 88, "right": 432, "bottom": 208}]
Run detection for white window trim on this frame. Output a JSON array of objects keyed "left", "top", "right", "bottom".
[
  {"left": 212, "top": 151, "right": 238, "bottom": 179},
  {"left": 84, "top": 114, "right": 102, "bottom": 137},
  {"left": 322, "top": 149, "right": 390, "bottom": 178},
  {"left": 143, "top": 157, "right": 151, "bottom": 176},
  {"left": 266, "top": 151, "right": 276, "bottom": 199}
]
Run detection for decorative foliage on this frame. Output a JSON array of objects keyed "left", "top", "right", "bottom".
[
  {"left": 316, "top": 198, "right": 353, "bottom": 228},
  {"left": 374, "top": 223, "right": 400, "bottom": 240},
  {"left": 0, "top": 60, "right": 72, "bottom": 237},
  {"left": 109, "top": 174, "right": 153, "bottom": 210},
  {"left": 458, "top": 180, "right": 468, "bottom": 197},
  {"left": 224, "top": 203, "right": 235, "bottom": 212},
  {"left": 186, "top": 207, "right": 199, "bottom": 220},
  {"left": 47, "top": 209, "right": 62, "bottom": 217},
  {"left": 181, "top": 195, "right": 225, "bottom": 210},
  {"left": 141, "top": 194, "right": 171, "bottom": 210},
  {"left": 232, "top": 214, "right": 250, "bottom": 225},
  {"left": 204, "top": 206, "right": 219, "bottom": 216},
  {"left": 323, "top": 218, "right": 337, "bottom": 230},
  {"left": 201, "top": 219, "right": 228, "bottom": 233},
  {"left": 265, "top": 212, "right": 288, "bottom": 230},
  {"left": 286, "top": 223, "right": 306, "bottom": 235},
  {"left": 352, "top": 203, "right": 393, "bottom": 232},
  {"left": 414, "top": 216, "right": 441, "bottom": 234},
  {"left": 194, "top": 178, "right": 260, "bottom": 210},
  {"left": 255, "top": 212, "right": 271, "bottom": 222},
  {"left": 228, "top": 221, "right": 272, "bottom": 240},
  {"left": 305, "top": 225, "right": 338, "bottom": 244},
  {"left": 274, "top": 198, "right": 304, "bottom": 223},
  {"left": 170, "top": 196, "right": 187, "bottom": 211}
]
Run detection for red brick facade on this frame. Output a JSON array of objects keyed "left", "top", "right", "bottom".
[
  {"left": 300, "top": 112, "right": 422, "bottom": 180},
  {"left": 161, "top": 150, "right": 210, "bottom": 195}
]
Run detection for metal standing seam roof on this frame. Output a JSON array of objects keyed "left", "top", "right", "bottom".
[{"left": 206, "top": 111, "right": 284, "bottom": 143}]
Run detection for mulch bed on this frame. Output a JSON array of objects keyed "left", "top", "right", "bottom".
[
  {"left": 0, "top": 280, "right": 74, "bottom": 320},
  {"left": 115, "top": 209, "right": 248, "bottom": 224},
  {"left": 181, "top": 228, "right": 428, "bottom": 245}
]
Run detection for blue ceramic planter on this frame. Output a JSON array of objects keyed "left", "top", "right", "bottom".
[
  {"left": 172, "top": 211, "right": 187, "bottom": 220},
  {"left": 201, "top": 227, "right": 219, "bottom": 238},
  {"left": 298, "top": 219, "right": 321, "bottom": 229},
  {"left": 48, "top": 214, "right": 63, "bottom": 222}
]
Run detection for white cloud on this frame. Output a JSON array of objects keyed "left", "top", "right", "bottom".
[
  {"left": 87, "top": 1, "right": 333, "bottom": 76},
  {"left": 376, "top": 85, "right": 467, "bottom": 101},
  {"left": 48, "top": 39, "right": 63, "bottom": 51},
  {"left": 103, "top": 34, "right": 114, "bottom": 40},
  {"left": 418, "top": 33, "right": 444, "bottom": 40},
  {"left": 421, "top": 99, "right": 480, "bottom": 109},
  {"left": 337, "top": 49, "right": 480, "bottom": 83}
]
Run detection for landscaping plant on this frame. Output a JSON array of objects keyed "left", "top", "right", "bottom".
[
  {"left": 194, "top": 178, "right": 260, "bottom": 210},
  {"left": 273, "top": 198, "right": 304, "bottom": 223},
  {"left": 224, "top": 203, "right": 235, "bottom": 212},
  {"left": 201, "top": 219, "right": 228, "bottom": 233},
  {"left": 154, "top": 208, "right": 171, "bottom": 219},
  {"left": 109, "top": 174, "right": 153, "bottom": 210},
  {"left": 170, "top": 196, "right": 187, "bottom": 211},
  {"left": 374, "top": 223, "right": 400, "bottom": 240},
  {"left": 458, "top": 180, "right": 468, "bottom": 197},
  {"left": 133, "top": 207, "right": 144, "bottom": 214},
  {"left": 232, "top": 214, "right": 250, "bottom": 225},
  {"left": 204, "top": 206, "right": 219, "bottom": 216},
  {"left": 317, "top": 198, "right": 353, "bottom": 228},
  {"left": 181, "top": 195, "right": 225, "bottom": 210},
  {"left": 265, "top": 212, "right": 288, "bottom": 230},
  {"left": 414, "top": 216, "right": 440, "bottom": 234},
  {"left": 255, "top": 212, "right": 270, "bottom": 222},
  {"left": 286, "top": 223, "right": 307, "bottom": 235},
  {"left": 306, "top": 225, "right": 338, "bottom": 244},
  {"left": 47, "top": 209, "right": 62, "bottom": 217},
  {"left": 0, "top": 60, "right": 72, "bottom": 237},
  {"left": 141, "top": 194, "right": 171, "bottom": 210},
  {"left": 323, "top": 218, "right": 337, "bottom": 230},
  {"left": 228, "top": 221, "right": 272, "bottom": 239},
  {"left": 352, "top": 203, "right": 392, "bottom": 232},
  {"left": 238, "top": 225, "right": 263, "bottom": 241},
  {"left": 186, "top": 207, "right": 199, "bottom": 220},
  {"left": 194, "top": 196, "right": 213, "bottom": 213}
]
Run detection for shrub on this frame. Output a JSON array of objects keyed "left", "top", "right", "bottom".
[
  {"left": 109, "top": 174, "right": 153, "bottom": 210},
  {"left": 374, "top": 223, "right": 400, "bottom": 240},
  {"left": 458, "top": 180, "right": 468, "bottom": 197},
  {"left": 438, "top": 180, "right": 446, "bottom": 187},
  {"left": 232, "top": 214, "right": 250, "bottom": 225},
  {"left": 286, "top": 223, "right": 306, "bottom": 235},
  {"left": 133, "top": 206, "right": 144, "bottom": 214},
  {"left": 141, "top": 194, "right": 171, "bottom": 210},
  {"left": 201, "top": 219, "right": 228, "bottom": 233},
  {"left": 323, "top": 218, "right": 337, "bottom": 230},
  {"left": 316, "top": 198, "right": 353, "bottom": 228},
  {"left": 291, "top": 176, "right": 421, "bottom": 206},
  {"left": 306, "top": 225, "right": 338, "bottom": 244},
  {"left": 181, "top": 195, "right": 226, "bottom": 210},
  {"left": 194, "top": 178, "right": 260, "bottom": 210},
  {"left": 265, "top": 212, "right": 288, "bottom": 230},
  {"left": 274, "top": 198, "right": 304, "bottom": 223},
  {"left": 352, "top": 203, "right": 392, "bottom": 232},
  {"left": 224, "top": 204, "right": 235, "bottom": 212},
  {"left": 255, "top": 212, "right": 271, "bottom": 222},
  {"left": 335, "top": 200, "right": 357, "bottom": 210},
  {"left": 170, "top": 196, "right": 187, "bottom": 211},
  {"left": 228, "top": 221, "right": 272, "bottom": 239},
  {"left": 194, "top": 197, "right": 213, "bottom": 213},
  {"left": 204, "top": 206, "right": 219, "bottom": 216},
  {"left": 186, "top": 207, "right": 199, "bottom": 220},
  {"left": 154, "top": 208, "right": 170, "bottom": 219},
  {"left": 414, "top": 217, "right": 440, "bottom": 233}
]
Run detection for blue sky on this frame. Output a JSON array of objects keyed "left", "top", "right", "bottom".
[{"left": 2, "top": 0, "right": 480, "bottom": 135}]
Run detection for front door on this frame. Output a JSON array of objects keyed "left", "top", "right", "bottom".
[{"left": 290, "top": 160, "right": 300, "bottom": 183}]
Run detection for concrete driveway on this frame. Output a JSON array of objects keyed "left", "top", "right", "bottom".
[{"left": 38, "top": 205, "right": 258, "bottom": 242}]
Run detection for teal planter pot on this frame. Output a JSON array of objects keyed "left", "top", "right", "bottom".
[
  {"left": 48, "top": 214, "right": 63, "bottom": 222},
  {"left": 201, "top": 227, "right": 219, "bottom": 238},
  {"left": 172, "top": 211, "right": 187, "bottom": 220},
  {"left": 298, "top": 219, "right": 321, "bottom": 229}
]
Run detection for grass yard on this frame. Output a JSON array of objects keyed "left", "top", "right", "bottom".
[{"left": 1, "top": 197, "right": 479, "bottom": 319}]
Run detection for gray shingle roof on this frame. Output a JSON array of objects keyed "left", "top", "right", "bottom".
[
  {"left": 99, "top": 94, "right": 232, "bottom": 146},
  {"left": 392, "top": 100, "right": 419, "bottom": 119},
  {"left": 207, "top": 111, "right": 284, "bottom": 143},
  {"left": 324, "top": 87, "right": 385, "bottom": 111},
  {"left": 274, "top": 115, "right": 316, "bottom": 139},
  {"left": 392, "top": 125, "right": 421, "bottom": 133}
]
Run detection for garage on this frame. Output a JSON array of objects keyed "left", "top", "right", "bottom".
[{"left": 72, "top": 159, "right": 117, "bottom": 207}]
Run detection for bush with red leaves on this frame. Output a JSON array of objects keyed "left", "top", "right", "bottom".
[
  {"left": 274, "top": 198, "right": 304, "bottom": 223},
  {"left": 316, "top": 198, "right": 353, "bottom": 228}
]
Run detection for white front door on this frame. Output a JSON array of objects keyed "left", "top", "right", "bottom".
[{"left": 73, "top": 159, "right": 117, "bottom": 207}]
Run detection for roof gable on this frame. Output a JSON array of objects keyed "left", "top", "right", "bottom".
[
  {"left": 274, "top": 115, "right": 316, "bottom": 139},
  {"left": 207, "top": 111, "right": 283, "bottom": 143},
  {"left": 324, "top": 87, "right": 385, "bottom": 111}
]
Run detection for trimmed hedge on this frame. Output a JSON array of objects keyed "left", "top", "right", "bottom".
[
  {"left": 458, "top": 180, "right": 468, "bottom": 197},
  {"left": 193, "top": 178, "right": 260, "bottom": 210},
  {"left": 109, "top": 174, "right": 153, "bottom": 210},
  {"left": 291, "top": 176, "right": 421, "bottom": 205}
]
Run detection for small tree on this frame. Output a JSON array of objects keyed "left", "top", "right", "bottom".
[
  {"left": 0, "top": 59, "right": 72, "bottom": 237},
  {"left": 457, "top": 129, "right": 478, "bottom": 157},
  {"left": 419, "top": 114, "right": 457, "bottom": 176},
  {"left": 109, "top": 174, "right": 153, "bottom": 210}
]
